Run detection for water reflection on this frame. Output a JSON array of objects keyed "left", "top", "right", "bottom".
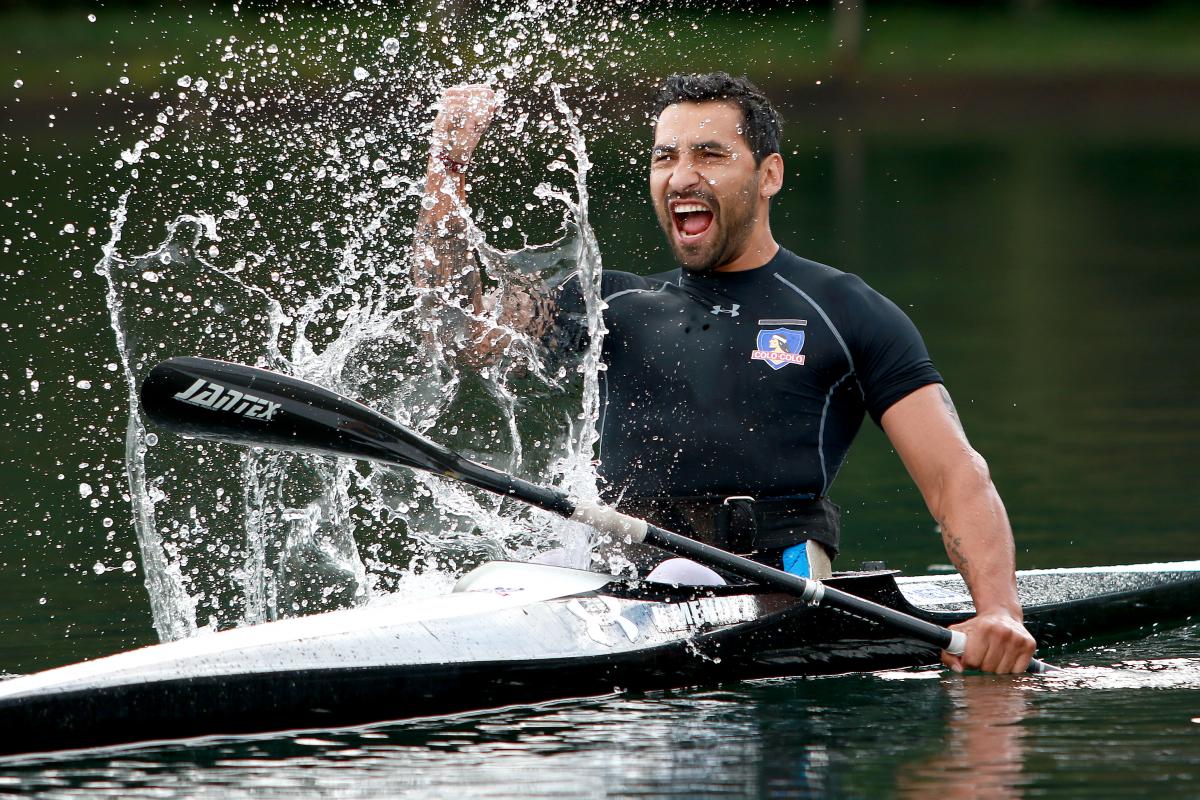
[
  {"left": 894, "top": 676, "right": 1030, "bottom": 800},
  {"left": 0, "top": 678, "right": 962, "bottom": 798}
]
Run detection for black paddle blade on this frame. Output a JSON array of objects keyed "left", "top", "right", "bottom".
[{"left": 140, "top": 357, "right": 464, "bottom": 476}]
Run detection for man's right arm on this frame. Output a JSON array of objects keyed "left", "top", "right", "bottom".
[
  {"left": 411, "top": 85, "right": 494, "bottom": 358},
  {"left": 412, "top": 85, "right": 559, "bottom": 361}
]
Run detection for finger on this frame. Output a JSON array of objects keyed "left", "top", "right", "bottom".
[
  {"left": 1002, "top": 654, "right": 1030, "bottom": 674},
  {"left": 1000, "top": 637, "right": 1035, "bottom": 675},
  {"left": 447, "top": 86, "right": 495, "bottom": 107},
  {"left": 960, "top": 627, "right": 989, "bottom": 672},
  {"left": 985, "top": 646, "right": 1009, "bottom": 674},
  {"left": 989, "top": 634, "right": 1020, "bottom": 674},
  {"left": 969, "top": 631, "right": 991, "bottom": 672},
  {"left": 941, "top": 650, "right": 964, "bottom": 673}
]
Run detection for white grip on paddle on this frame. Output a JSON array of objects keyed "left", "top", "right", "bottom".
[
  {"left": 570, "top": 501, "right": 648, "bottom": 543},
  {"left": 946, "top": 630, "right": 967, "bottom": 656}
]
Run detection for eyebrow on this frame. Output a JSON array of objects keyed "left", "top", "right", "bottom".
[{"left": 651, "top": 140, "right": 733, "bottom": 156}]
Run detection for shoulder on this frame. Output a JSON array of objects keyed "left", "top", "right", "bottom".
[
  {"left": 553, "top": 269, "right": 673, "bottom": 316},
  {"left": 555, "top": 269, "right": 671, "bottom": 296},
  {"left": 771, "top": 249, "right": 889, "bottom": 315},
  {"left": 771, "top": 250, "right": 930, "bottom": 357},
  {"left": 603, "top": 269, "right": 673, "bottom": 301}
]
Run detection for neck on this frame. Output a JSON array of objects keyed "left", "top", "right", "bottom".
[{"left": 712, "top": 222, "right": 778, "bottom": 273}]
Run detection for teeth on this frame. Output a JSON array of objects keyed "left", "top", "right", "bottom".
[{"left": 672, "top": 203, "right": 708, "bottom": 214}]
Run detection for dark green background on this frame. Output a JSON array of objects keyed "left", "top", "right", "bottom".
[{"left": 0, "top": 1, "right": 1197, "bottom": 794}]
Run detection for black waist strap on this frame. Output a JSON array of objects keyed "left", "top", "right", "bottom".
[{"left": 616, "top": 494, "right": 842, "bottom": 556}]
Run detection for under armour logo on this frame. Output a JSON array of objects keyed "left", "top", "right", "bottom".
[{"left": 711, "top": 304, "right": 740, "bottom": 317}]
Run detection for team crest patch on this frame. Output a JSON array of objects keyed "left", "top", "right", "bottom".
[{"left": 752, "top": 327, "right": 806, "bottom": 370}]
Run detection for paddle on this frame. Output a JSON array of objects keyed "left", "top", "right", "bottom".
[{"left": 140, "top": 356, "right": 1054, "bottom": 674}]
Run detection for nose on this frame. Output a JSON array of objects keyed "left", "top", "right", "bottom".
[{"left": 667, "top": 155, "right": 702, "bottom": 194}]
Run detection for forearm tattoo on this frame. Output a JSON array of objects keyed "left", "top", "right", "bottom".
[{"left": 942, "top": 524, "right": 970, "bottom": 572}]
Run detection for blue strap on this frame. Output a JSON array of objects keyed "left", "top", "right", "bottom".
[{"left": 782, "top": 542, "right": 810, "bottom": 578}]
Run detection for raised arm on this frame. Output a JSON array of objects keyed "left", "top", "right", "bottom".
[
  {"left": 412, "top": 85, "right": 560, "bottom": 364},
  {"left": 411, "top": 85, "right": 495, "bottom": 357},
  {"left": 881, "top": 383, "right": 1037, "bottom": 674}
]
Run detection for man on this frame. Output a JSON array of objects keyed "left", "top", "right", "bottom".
[{"left": 413, "top": 73, "right": 1037, "bottom": 674}]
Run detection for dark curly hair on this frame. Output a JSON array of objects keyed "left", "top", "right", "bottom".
[{"left": 653, "top": 72, "right": 782, "bottom": 165}]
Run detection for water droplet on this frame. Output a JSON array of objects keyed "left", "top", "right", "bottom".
[
  {"left": 80, "top": 482, "right": 93, "bottom": 498},
  {"left": 120, "top": 141, "right": 147, "bottom": 164},
  {"left": 122, "top": 560, "right": 137, "bottom": 573},
  {"left": 87, "top": 13, "right": 96, "bottom": 22},
  {"left": 12, "top": 79, "right": 22, "bottom": 89},
  {"left": 102, "top": 517, "right": 114, "bottom": 528},
  {"left": 176, "top": 75, "right": 193, "bottom": 88},
  {"left": 76, "top": 379, "right": 91, "bottom": 389},
  {"left": 142, "top": 270, "right": 160, "bottom": 282},
  {"left": 145, "top": 433, "right": 159, "bottom": 446},
  {"left": 93, "top": 562, "right": 107, "bottom": 574},
  {"left": 382, "top": 37, "right": 400, "bottom": 56},
  {"left": 353, "top": 66, "right": 369, "bottom": 81}
]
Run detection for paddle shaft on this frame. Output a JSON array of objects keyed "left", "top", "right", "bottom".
[
  {"left": 645, "top": 524, "right": 961, "bottom": 648},
  {"left": 442, "top": 454, "right": 1053, "bottom": 672},
  {"left": 141, "top": 357, "right": 1051, "bottom": 673}
]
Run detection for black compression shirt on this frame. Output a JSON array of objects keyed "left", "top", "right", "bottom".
[{"left": 552, "top": 247, "right": 943, "bottom": 502}]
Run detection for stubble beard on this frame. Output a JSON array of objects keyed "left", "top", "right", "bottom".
[{"left": 658, "top": 174, "right": 760, "bottom": 274}]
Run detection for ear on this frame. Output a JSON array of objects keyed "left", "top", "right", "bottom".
[{"left": 759, "top": 152, "right": 784, "bottom": 199}]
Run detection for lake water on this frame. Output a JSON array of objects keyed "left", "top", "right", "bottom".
[{"left": 1, "top": 31, "right": 1198, "bottom": 799}]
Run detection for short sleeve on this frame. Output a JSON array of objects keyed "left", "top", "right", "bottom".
[
  {"left": 547, "top": 270, "right": 660, "bottom": 354},
  {"left": 840, "top": 277, "right": 943, "bottom": 425}
]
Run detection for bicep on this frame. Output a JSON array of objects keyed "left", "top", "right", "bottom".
[{"left": 881, "top": 384, "right": 985, "bottom": 509}]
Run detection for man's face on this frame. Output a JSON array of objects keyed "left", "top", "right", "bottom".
[{"left": 650, "top": 101, "right": 764, "bottom": 273}]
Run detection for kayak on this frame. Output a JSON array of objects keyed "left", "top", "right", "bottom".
[{"left": 0, "top": 559, "right": 1197, "bottom": 756}]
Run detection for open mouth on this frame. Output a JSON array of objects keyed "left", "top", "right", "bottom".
[{"left": 671, "top": 201, "right": 715, "bottom": 241}]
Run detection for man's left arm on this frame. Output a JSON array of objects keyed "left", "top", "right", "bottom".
[{"left": 881, "top": 383, "right": 1037, "bottom": 674}]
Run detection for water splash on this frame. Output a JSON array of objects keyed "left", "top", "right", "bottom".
[
  {"left": 94, "top": 193, "right": 197, "bottom": 641},
  {"left": 94, "top": 1, "right": 641, "bottom": 639}
]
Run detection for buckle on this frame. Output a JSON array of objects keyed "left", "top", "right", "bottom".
[{"left": 718, "top": 496, "right": 757, "bottom": 553}]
